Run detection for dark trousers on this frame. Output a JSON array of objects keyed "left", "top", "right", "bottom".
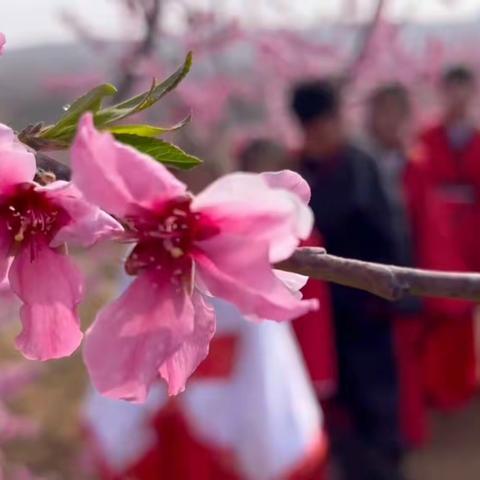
[{"left": 324, "top": 309, "right": 405, "bottom": 480}]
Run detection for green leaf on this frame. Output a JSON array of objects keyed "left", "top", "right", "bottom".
[
  {"left": 31, "top": 52, "right": 193, "bottom": 150},
  {"left": 94, "top": 52, "right": 193, "bottom": 127},
  {"left": 114, "top": 134, "right": 201, "bottom": 169},
  {"left": 107, "top": 116, "right": 191, "bottom": 137},
  {"left": 42, "top": 83, "right": 117, "bottom": 140}
]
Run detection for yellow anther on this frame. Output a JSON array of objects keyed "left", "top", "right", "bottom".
[{"left": 170, "top": 247, "right": 184, "bottom": 258}]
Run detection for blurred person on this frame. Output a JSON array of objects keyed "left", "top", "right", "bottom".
[
  {"left": 416, "top": 65, "right": 478, "bottom": 411},
  {"left": 363, "top": 83, "right": 425, "bottom": 448},
  {"left": 290, "top": 79, "right": 404, "bottom": 480},
  {"left": 236, "top": 138, "right": 291, "bottom": 172},
  {"left": 365, "top": 80, "right": 477, "bottom": 450},
  {"left": 364, "top": 83, "right": 456, "bottom": 449},
  {"left": 364, "top": 83, "right": 413, "bottom": 254}
]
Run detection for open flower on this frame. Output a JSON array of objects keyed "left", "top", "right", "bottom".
[
  {"left": 72, "top": 113, "right": 317, "bottom": 401},
  {"left": 0, "top": 124, "right": 122, "bottom": 360}
]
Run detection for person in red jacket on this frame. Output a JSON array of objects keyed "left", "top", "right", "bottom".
[{"left": 417, "top": 65, "right": 478, "bottom": 411}]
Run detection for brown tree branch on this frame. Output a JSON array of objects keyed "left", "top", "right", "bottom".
[{"left": 278, "top": 247, "right": 480, "bottom": 303}]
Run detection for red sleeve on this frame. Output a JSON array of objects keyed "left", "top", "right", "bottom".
[
  {"left": 404, "top": 152, "right": 471, "bottom": 318},
  {"left": 292, "top": 231, "right": 337, "bottom": 399}
]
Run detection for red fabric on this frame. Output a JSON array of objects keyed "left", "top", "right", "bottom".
[
  {"left": 422, "top": 316, "right": 476, "bottom": 410},
  {"left": 193, "top": 335, "right": 239, "bottom": 379},
  {"left": 393, "top": 316, "right": 427, "bottom": 447},
  {"left": 107, "top": 403, "right": 240, "bottom": 480},
  {"left": 293, "top": 231, "right": 337, "bottom": 399},
  {"left": 394, "top": 133, "right": 478, "bottom": 447},
  {"left": 419, "top": 125, "right": 480, "bottom": 271},
  {"left": 109, "top": 405, "right": 327, "bottom": 480},
  {"left": 414, "top": 127, "right": 477, "bottom": 408}
]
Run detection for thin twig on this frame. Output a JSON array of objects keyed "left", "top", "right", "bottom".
[
  {"left": 278, "top": 247, "right": 480, "bottom": 303},
  {"left": 344, "top": 0, "right": 387, "bottom": 82},
  {"left": 115, "top": 0, "right": 162, "bottom": 100}
]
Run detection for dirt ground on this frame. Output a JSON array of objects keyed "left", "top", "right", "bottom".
[{"left": 406, "top": 397, "right": 480, "bottom": 480}]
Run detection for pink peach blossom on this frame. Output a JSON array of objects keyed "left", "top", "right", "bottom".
[
  {"left": 0, "top": 123, "right": 122, "bottom": 360},
  {"left": 72, "top": 113, "right": 317, "bottom": 401},
  {"left": 0, "top": 33, "right": 5, "bottom": 55}
]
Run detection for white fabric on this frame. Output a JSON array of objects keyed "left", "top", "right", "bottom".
[{"left": 84, "top": 385, "right": 167, "bottom": 472}]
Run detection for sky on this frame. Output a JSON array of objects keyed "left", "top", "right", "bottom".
[{"left": 2, "top": 0, "right": 480, "bottom": 49}]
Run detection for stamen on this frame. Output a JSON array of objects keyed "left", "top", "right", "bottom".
[
  {"left": 14, "top": 224, "right": 26, "bottom": 242},
  {"left": 170, "top": 247, "right": 184, "bottom": 258}
]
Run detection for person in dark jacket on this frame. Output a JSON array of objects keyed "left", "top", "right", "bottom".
[{"left": 290, "top": 79, "right": 404, "bottom": 480}]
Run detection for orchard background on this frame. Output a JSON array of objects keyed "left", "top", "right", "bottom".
[{"left": 2, "top": 1, "right": 480, "bottom": 479}]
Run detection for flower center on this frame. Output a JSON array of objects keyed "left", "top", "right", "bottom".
[
  {"left": 124, "top": 196, "right": 219, "bottom": 279},
  {"left": 0, "top": 184, "right": 69, "bottom": 246}
]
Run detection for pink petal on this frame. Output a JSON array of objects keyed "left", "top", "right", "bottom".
[
  {"left": 71, "top": 113, "right": 186, "bottom": 216},
  {"left": 41, "top": 181, "right": 124, "bottom": 248},
  {"left": 195, "top": 235, "right": 318, "bottom": 322},
  {"left": 0, "top": 32, "right": 5, "bottom": 55},
  {"left": 193, "top": 172, "right": 313, "bottom": 263},
  {"left": 274, "top": 270, "right": 309, "bottom": 296},
  {"left": 83, "top": 272, "right": 195, "bottom": 402},
  {"left": 0, "top": 125, "right": 35, "bottom": 191},
  {"left": 9, "top": 242, "right": 84, "bottom": 360},
  {"left": 159, "top": 291, "right": 216, "bottom": 395},
  {"left": 260, "top": 170, "right": 311, "bottom": 204},
  {"left": 0, "top": 221, "right": 12, "bottom": 283}
]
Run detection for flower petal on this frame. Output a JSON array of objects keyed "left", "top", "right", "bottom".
[
  {"left": 0, "top": 125, "right": 35, "bottom": 191},
  {"left": 195, "top": 235, "right": 318, "bottom": 322},
  {"left": 260, "top": 170, "right": 311, "bottom": 204},
  {"left": 42, "top": 181, "right": 124, "bottom": 248},
  {"left": 159, "top": 291, "right": 216, "bottom": 395},
  {"left": 0, "top": 221, "right": 12, "bottom": 283},
  {"left": 9, "top": 242, "right": 84, "bottom": 360},
  {"left": 274, "top": 270, "right": 309, "bottom": 297},
  {"left": 83, "top": 272, "right": 195, "bottom": 402},
  {"left": 71, "top": 113, "right": 187, "bottom": 216},
  {"left": 193, "top": 172, "right": 313, "bottom": 263}
]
